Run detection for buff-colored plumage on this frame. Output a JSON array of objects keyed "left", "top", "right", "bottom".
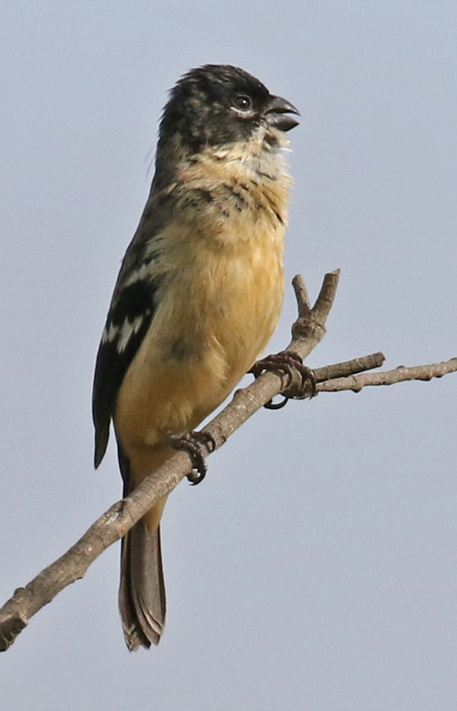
[
  {"left": 92, "top": 64, "right": 299, "bottom": 650},
  {"left": 115, "top": 134, "right": 291, "bottom": 517}
]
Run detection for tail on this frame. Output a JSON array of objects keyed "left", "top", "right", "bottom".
[{"left": 119, "top": 521, "right": 166, "bottom": 650}]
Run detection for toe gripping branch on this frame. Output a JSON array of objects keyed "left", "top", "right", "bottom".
[
  {"left": 249, "top": 351, "right": 316, "bottom": 410},
  {"left": 170, "top": 431, "right": 216, "bottom": 485}
]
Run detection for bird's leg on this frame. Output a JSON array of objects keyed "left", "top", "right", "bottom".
[
  {"left": 170, "top": 431, "right": 216, "bottom": 485},
  {"left": 249, "top": 351, "right": 316, "bottom": 409}
]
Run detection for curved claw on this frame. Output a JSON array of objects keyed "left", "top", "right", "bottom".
[
  {"left": 170, "top": 431, "right": 215, "bottom": 485},
  {"left": 264, "top": 395, "right": 289, "bottom": 410},
  {"left": 250, "top": 350, "right": 316, "bottom": 409}
]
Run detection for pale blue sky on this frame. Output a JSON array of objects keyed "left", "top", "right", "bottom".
[{"left": 1, "top": 2, "right": 457, "bottom": 709}]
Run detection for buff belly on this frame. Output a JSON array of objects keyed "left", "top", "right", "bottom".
[{"left": 114, "top": 224, "right": 284, "bottom": 482}]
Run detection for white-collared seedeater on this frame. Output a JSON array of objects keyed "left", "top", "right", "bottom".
[{"left": 92, "top": 64, "right": 299, "bottom": 650}]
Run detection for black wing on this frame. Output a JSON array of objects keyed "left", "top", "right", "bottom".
[
  {"left": 92, "top": 189, "right": 169, "bottom": 469},
  {"left": 92, "top": 279, "right": 160, "bottom": 467}
]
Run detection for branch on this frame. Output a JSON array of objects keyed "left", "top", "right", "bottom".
[
  {"left": 0, "top": 270, "right": 455, "bottom": 651},
  {"left": 317, "top": 358, "right": 457, "bottom": 392}
]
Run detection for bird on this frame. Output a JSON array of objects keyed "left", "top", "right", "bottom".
[{"left": 92, "top": 64, "right": 299, "bottom": 650}]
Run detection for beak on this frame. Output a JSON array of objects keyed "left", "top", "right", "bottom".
[{"left": 264, "top": 94, "right": 300, "bottom": 132}]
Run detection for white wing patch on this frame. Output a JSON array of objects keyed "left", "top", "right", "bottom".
[
  {"left": 102, "top": 315, "right": 145, "bottom": 353},
  {"left": 124, "top": 263, "right": 154, "bottom": 287}
]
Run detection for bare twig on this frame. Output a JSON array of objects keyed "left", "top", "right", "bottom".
[
  {"left": 318, "top": 357, "right": 457, "bottom": 392},
  {"left": 313, "top": 353, "right": 386, "bottom": 382},
  {"left": 0, "top": 270, "right": 455, "bottom": 652}
]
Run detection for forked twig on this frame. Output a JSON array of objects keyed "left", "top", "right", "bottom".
[{"left": 0, "top": 270, "right": 455, "bottom": 652}]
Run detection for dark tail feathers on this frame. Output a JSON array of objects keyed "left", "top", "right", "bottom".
[{"left": 119, "top": 521, "right": 166, "bottom": 651}]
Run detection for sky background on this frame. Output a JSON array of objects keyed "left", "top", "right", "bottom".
[{"left": 1, "top": 1, "right": 457, "bottom": 709}]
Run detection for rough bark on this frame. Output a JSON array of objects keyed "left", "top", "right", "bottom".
[{"left": 1, "top": 270, "right": 455, "bottom": 652}]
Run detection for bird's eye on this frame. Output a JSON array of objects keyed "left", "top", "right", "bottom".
[{"left": 232, "top": 94, "right": 253, "bottom": 112}]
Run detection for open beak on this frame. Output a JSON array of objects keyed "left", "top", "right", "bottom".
[{"left": 264, "top": 94, "right": 300, "bottom": 132}]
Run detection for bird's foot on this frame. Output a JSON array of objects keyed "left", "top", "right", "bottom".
[
  {"left": 249, "top": 351, "right": 316, "bottom": 409},
  {"left": 170, "top": 430, "right": 216, "bottom": 485}
]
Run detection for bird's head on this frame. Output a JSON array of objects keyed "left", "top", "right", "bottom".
[{"left": 157, "top": 64, "right": 299, "bottom": 160}]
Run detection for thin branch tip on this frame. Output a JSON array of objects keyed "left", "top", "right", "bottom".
[
  {"left": 1, "top": 270, "right": 455, "bottom": 652},
  {"left": 292, "top": 274, "right": 311, "bottom": 312},
  {"left": 312, "top": 270, "right": 340, "bottom": 321}
]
